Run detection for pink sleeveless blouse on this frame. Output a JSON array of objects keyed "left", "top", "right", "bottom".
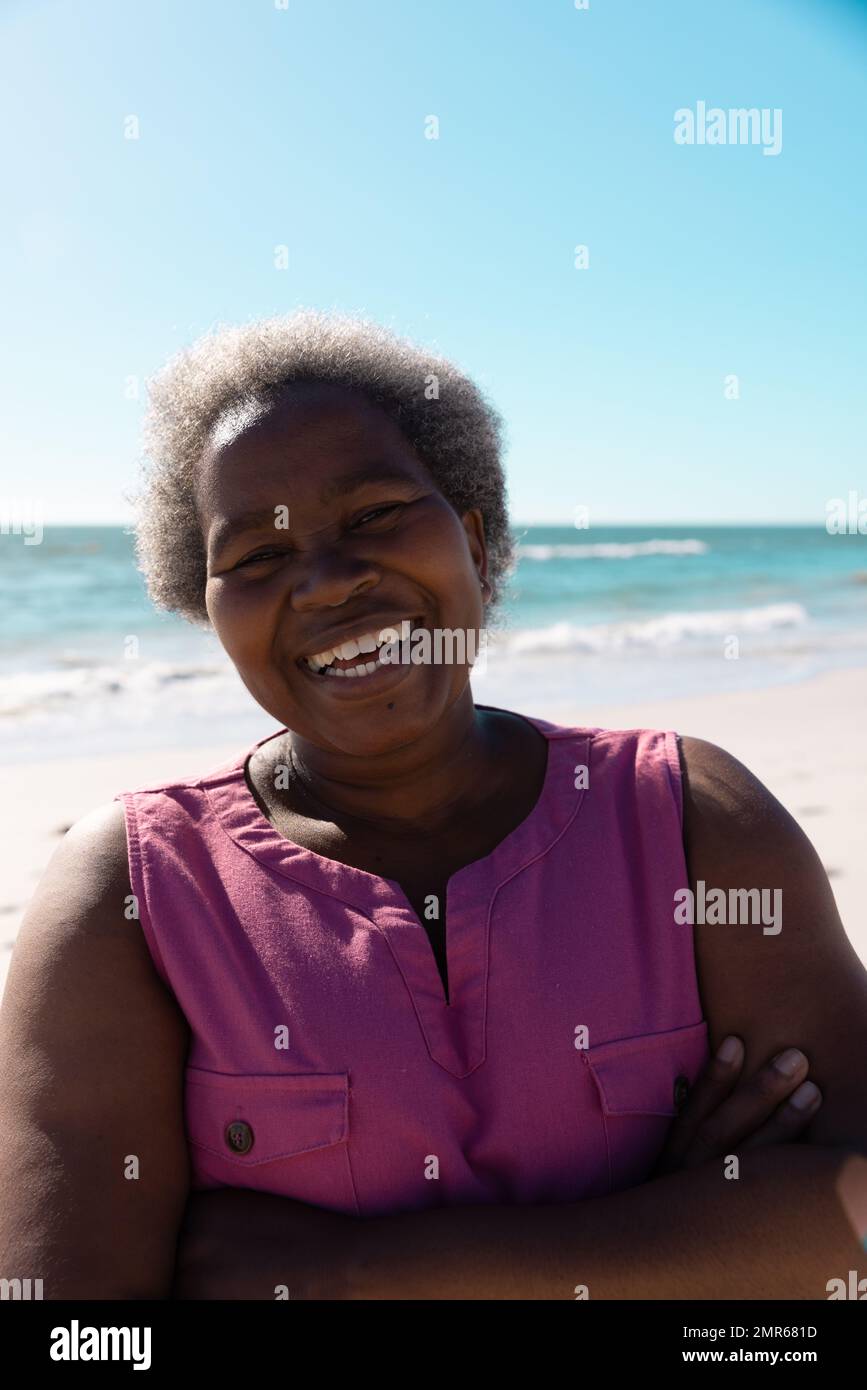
[{"left": 116, "top": 704, "right": 709, "bottom": 1217}]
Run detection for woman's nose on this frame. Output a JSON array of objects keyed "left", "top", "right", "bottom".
[{"left": 290, "top": 555, "right": 380, "bottom": 610}]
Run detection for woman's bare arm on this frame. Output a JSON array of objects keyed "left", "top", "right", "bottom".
[
  {"left": 0, "top": 803, "right": 191, "bottom": 1298},
  {"left": 346, "top": 1142, "right": 866, "bottom": 1299},
  {"left": 680, "top": 735, "right": 867, "bottom": 1154},
  {"left": 173, "top": 1142, "right": 866, "bottom": 1299}
]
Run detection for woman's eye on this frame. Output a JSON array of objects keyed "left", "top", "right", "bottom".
[
  {"left": 235, "top": 549, "right": 285, "bottom": 568},
  {"left": 232, "top": 506, "right": 403, "bottom": 568},
  {"left": 354, "top": 504, "right": 402, "bottom": 527}
]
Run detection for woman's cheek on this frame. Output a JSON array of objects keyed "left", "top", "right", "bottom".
[
  {"left": 204, "top": 576, "right": 238, "bottom": 641},
  {"left": 400, "top": 508, "right": 471, "bottom": 586},
  {"left": 205, "top": 575, "right": 277, "bottom": 664}
]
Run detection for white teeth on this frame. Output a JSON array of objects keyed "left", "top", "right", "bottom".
[
  {"left": 378, "top": 619, "right": 412, "bottom": 645},
  {"left": 305, "top": 618, "right": 414, "bottom": 674},
  {"left": 320, "top": 656, "right": 393, "bottom": 679},
  {"left": 310, "top": 648, "right": 336, "bottom": 668},
  {"left": 332, "top": 662, "right": 365, "bottom": 678},
  {"left": 320, "top": 659, "right": 374, "bottom": 679}
]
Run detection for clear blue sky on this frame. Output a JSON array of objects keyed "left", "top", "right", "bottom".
[{"left": 2, "top": 0, "right": 866, "bottom": 524}]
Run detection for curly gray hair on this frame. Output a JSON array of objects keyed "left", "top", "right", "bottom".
[{"left": 134, "top": 309, "right": 515, "bottom": 627}]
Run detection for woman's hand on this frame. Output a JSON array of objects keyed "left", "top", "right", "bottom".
[
  {"left": 171, "top": 1187, "right": 358, "bottom": 1300},
  {"left": 653, "top": 1036, "right": 822, "bottom": 1176}
]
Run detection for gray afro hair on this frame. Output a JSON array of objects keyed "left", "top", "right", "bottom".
[{"left": 134, "top": 309, "right": 515, "bottom": 627}]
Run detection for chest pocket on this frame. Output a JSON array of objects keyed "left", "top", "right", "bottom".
[
  {"left": 184, "top": 1067, "right": 359, "bottom": 1215},
  {"left": 581, "top": 1020, "right": 710, "bottom": 1193}
]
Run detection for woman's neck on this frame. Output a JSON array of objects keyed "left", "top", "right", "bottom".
[{"left": 277, "top": 699, "right": 503, "bottom": 837}]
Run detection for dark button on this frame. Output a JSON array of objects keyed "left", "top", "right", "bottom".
[
  {"left": 225, "top": 1120, "right": 254, "bottom": 1154},
  {"left": 673, "top": 1075, "right": 690, "bottom": 1112}
]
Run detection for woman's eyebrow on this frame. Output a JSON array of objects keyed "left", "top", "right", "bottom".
[
  {"left": 318, "top": 462, "right": 416, "bottom": 505},
  {"left": 210, "top": 509, "right": 282, "bottom": 559},
  {"left": 210, "top": 465, "right": 415, "bottom": 559}
]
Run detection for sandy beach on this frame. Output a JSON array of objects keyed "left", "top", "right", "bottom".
[{"left": 2, "top": 664, "right": 866, "bottom": 1001}]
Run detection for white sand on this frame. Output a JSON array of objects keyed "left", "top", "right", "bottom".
[{"left": 2, "top": 665, "right": 865, "bottom": 1000}]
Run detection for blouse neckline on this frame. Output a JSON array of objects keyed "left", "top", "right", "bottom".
[{"left": 203, "top": 702, "right": 589, "bottom": 914}]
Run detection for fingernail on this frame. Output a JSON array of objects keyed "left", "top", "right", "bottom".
[
  {"left": 716, "top": 1035, "right": 742, "bottom": 1064},
  {"left": 773, "top": 1048, "right": 805, "bottom": 1077},
  {"left": 788, "top": 1080, "right": 821, "bottom": 1110}
]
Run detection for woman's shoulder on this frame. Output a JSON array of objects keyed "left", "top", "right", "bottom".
[
  {"left": 8, "top": 799, "right": 173, "bottom": 1018},
  {"left": 516, "top": 708, "right": 684, "bottom": 774},
  {"left": 48, "top": 800, "right": 132, "bottom": 897},
  {"left": 32, "top": 736, "right": 262, "bottom": 912},
  {"left": 110, "top": 741, "right": 267, "bottom": 841},
  {"left": 115, "top": 745, "right": 251, "bottom": 801},
  {"left": 485, "top": 701, "right": 678, "bottom": 746}
]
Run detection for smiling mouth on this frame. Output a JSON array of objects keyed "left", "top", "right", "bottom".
[{"left": 299, "top": 617, "right": 418, "bottom": 681}]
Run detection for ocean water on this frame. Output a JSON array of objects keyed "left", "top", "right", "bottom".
[{"left": 2, "top": 524, "right": 867, "bottom": 762}]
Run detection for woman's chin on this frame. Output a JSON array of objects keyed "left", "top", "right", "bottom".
[{"left": 277, "top": 662, "right": 471, "bottom": 752}]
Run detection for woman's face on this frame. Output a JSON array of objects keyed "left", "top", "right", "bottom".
[{"left": 197, "top": 382, "right": 489, "bottom": 756}]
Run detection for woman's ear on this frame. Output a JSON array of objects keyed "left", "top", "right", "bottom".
[{"left": 460, "top": 507, "right": 489, "bottom": 585}]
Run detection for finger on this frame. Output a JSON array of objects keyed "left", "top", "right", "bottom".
[
  {"left": 654, "top": 1035, "right": 745, "bottom": 1174},
  {"left": 738, "top": 1081, "right": 823, "bottom": 1151},
  {"left": 680, "top": 1047, "right": 811, "bottom": 1169}
]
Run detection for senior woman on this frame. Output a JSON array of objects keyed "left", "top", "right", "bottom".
[{"left": 1, "top": 311, "right": 866, "bottom": 1301}]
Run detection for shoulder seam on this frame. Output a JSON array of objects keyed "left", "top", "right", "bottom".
[{"left": 115, "top": 791, "right": 174, "bottom": 991}]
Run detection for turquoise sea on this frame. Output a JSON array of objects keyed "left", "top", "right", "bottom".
[{"left": 2, "top": 524, "right": 867, "bottom": 762}]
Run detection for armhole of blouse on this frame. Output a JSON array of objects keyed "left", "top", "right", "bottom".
[
  {"left": 662, "top": 729, "right": 684, "bottom": 831},
  {"left": 114, "top": 792, "right": 173, "bottom": 993}
]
